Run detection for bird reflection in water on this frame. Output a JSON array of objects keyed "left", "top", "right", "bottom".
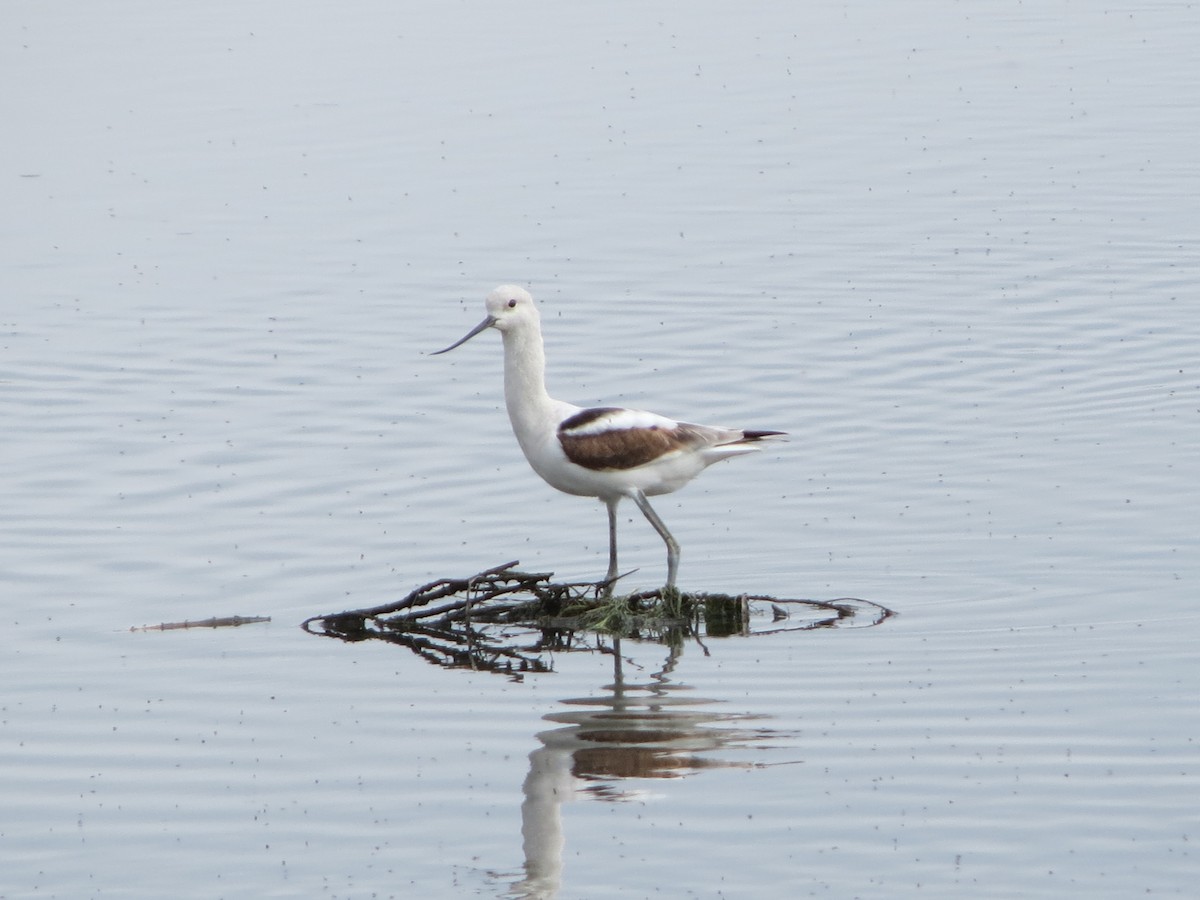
[{"left": 511, "top": 639, "right": 789, "bottom": 899}]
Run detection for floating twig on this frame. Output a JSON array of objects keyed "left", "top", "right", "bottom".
[{"left": 131, "top": 615, "right": 270, "bottom": 632}]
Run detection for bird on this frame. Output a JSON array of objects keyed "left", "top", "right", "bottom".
[{"left": 432, "top": 285, "right": 784, "bottom": 591}]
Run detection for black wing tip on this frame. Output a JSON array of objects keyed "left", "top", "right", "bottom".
[
  {"left": 558, "top": 407, "right": 623, "bottom": 434},
  {"left": 741, "top": 429, "right": 787, "bottom": 442}
]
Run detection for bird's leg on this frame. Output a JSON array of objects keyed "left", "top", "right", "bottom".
[
  {"left": 603, "top": 498, "right": 621, "bottom": 592},
  {"left": 630, "top": 490, "right": 680, "bottom": 591}
]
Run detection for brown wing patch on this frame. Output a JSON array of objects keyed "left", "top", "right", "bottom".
[{"left": 559, "top": 418, "right": 709, "bottom": 471}]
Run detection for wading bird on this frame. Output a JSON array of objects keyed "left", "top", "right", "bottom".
[{"left": 433, "top": 286, "right": 784, "bottom": 590}]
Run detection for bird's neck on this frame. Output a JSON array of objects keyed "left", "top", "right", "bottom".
[{"left": 501, "top": 326, "right": 556, "bottom": 443}]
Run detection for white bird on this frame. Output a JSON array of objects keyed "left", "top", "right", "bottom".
[{"left": 433, "top": 285, "right": 784, "bottom": 591}]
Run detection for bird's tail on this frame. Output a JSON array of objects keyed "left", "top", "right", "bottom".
[{"left": 739, "top": 430, "right": 787, "bottom": 442}]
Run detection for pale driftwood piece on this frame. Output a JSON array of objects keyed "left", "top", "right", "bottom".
[{"left": 131, "top": 615, "right": 271, "bottom": 632}]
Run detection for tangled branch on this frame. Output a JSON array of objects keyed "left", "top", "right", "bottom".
[{"left": 300, "top": 561, "right": 895, "bottom": 678}]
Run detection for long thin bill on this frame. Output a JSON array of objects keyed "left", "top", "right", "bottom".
[{"left": 430, "top": 316, "right": 496, "bottom": 355}]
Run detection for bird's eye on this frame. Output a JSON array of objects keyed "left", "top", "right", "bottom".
[{"left": 507, "top": 298, "right": 518, "bottom": 308}]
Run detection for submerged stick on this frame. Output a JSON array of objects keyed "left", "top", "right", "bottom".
[
  {"left": 303, "top": 562, "right": 894, "bottom": 636},
  {"left": 300, "top": 562, "right": 895, "bottom": 677}
]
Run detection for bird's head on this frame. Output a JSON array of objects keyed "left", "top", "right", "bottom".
[{"left": 432, "top": 285, "right": 538, "bottom": 354}]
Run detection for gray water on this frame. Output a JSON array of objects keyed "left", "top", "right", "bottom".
[{"left": 3, "top": 2, "right": 1197, "bottom": 897}]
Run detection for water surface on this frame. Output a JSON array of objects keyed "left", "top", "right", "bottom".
[{"left": 2, "top": 2, "right": 1197, "bottom": 897}]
